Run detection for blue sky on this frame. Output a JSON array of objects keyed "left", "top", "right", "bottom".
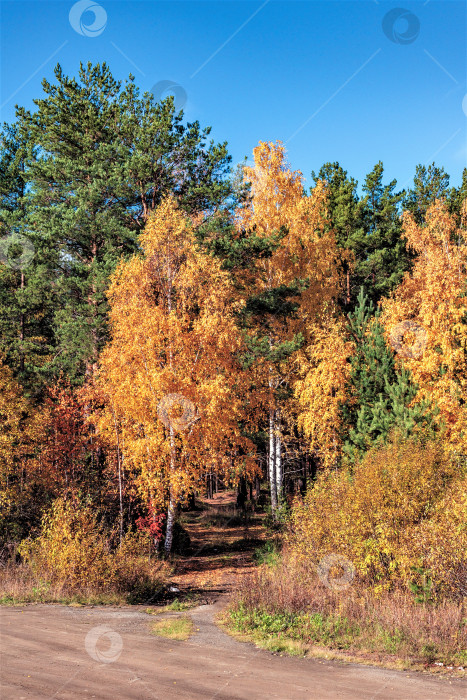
[{"left": 1, "top": 1, "right": 466, "bottom": 191}]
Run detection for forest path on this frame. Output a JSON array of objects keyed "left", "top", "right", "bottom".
[
  {"left": 169, "top": 490, "right": 268, "bottom": 602},
  {"left": 2, "top": 495, "right": 464, "bottom": 699}
]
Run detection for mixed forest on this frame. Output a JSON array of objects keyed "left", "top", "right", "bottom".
[{"left": 0, "top": 62, "right": 466, "bottom": 666}]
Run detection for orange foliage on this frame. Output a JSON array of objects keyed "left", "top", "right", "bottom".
[
  {"left": 294, "top": 314, "right": 352, "bottom": 468},
  {"left": 381, "top": 200, "right": 467, "bottom": 453},
  {"left": 96, "top": 196, "right": 258, "bottom": 522},
  {"left": 238, "top": 142, "right": 345, "bottom": 459}
]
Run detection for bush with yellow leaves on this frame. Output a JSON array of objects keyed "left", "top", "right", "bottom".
[
  {"left": 287, "top": 433, "right": 466, "bottom": 599},
  {"left": 19, "top": 497, "right": 115, "bottom": 589},
  {"left": 18, "top": 497, "right": 167, "bottom": 598}
]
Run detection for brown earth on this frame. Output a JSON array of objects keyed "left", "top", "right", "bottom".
[{"left": 1, "top": 600, "right": 465, "bottom": 699}]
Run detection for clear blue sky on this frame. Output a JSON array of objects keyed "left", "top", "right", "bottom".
[{"left": 1, "top": 1, "right": 466, "bottom": 190}]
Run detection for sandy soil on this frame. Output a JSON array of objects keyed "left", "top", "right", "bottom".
[{"left": 1, "top": 600, "right": 465, "bottom": 700}]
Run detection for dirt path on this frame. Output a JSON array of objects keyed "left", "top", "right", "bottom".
[
  {"left": 170, "top": 491, "right": 267, "bottom": 600},
  {"left": 1, "top": 601, "right": 464, "bottom": 699}
]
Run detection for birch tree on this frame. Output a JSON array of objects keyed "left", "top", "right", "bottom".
[{"left": 97, "top": 197, "right": 257, "bottom": 553}]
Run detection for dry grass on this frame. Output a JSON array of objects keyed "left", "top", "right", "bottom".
[
  {"left": 150, "top": 615, "right": 194, "bottom": 640},
  {"left": 225, "top": 558, "right": 467, "bottom": 669},
  {"left": 0, "top": 558, "right": 171, "bottom": 606}
]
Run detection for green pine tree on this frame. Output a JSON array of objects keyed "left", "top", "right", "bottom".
[
  {"left": 312, "top": 161, "right": 411, "bottom": 309},
  {"left": 403, "top": 162, "right": 451, "bottom": 223},
  {"left": 6, "top": 62, "right": 232, "bottom": 384},
  {"left": 448, "top": 167, "right": 467, "bottom": 219},
  {"left": 343, "top": 288, "right": 431, "bottom": 461},
  {"left": 0, "top": 122, "right": 54, "bottom": 394}
]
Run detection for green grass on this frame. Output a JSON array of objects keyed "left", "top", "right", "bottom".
[
  {"left": 253, "top": 541, "right": 280, "bottom": 567},
  {"left": 223, "top": 603, "right": 467, "bottom": 669},
  {"left": 150, "top": 615, "right": 194, "bottom": 640}
]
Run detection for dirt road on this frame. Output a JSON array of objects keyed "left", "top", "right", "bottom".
[{"left": 1, "top": 600, "right": 464, "bottom": 700}]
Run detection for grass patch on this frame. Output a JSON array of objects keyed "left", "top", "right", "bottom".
[
  {"left": 253, "top": 541, "right": 280, "bottom": 567},
  {"left": 151, "top": 615, "right": 194, "bottom": 640},
  {"left": 0, "top": 560, "right": 170, "bottom": 606},
  {"left": 224, "top": 559, "right": 467, "bottom": 670}
]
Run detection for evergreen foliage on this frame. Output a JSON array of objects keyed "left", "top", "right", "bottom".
[{"left": 343, "top": 288, "right": 431, "bottom": 460}]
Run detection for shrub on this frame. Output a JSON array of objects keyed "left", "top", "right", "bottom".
[
  {"left": 17, "top": 497, "right": 168, "bottom": 600},
  {"left": 19, "top": 497, "right": 114, "bottom": 589},
  {"left": 287, "top": 434, "right": 465, "bottom": 598}
]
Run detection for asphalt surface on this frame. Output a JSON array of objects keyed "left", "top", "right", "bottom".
[{"left": 1, "top": 599, "right": 465, "bottom": 700}]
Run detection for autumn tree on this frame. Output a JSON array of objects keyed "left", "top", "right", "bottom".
[
  {"left": 294, "top": 314, "right": 351, "bottom": 470},
  {"left": 381, "top": 200, "right": 467, "bottom": 454},
  {"left": 96, "top": 197, "right": 257, "bottom": 554},
  {"left": 236, "top": 142, "right": 342, "bottom": 512},
  {"left": 0, "top": 358, "right": 43, "bottom": 542}
]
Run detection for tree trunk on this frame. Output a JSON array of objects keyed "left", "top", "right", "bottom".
[
  {"left": 274, "top": 425, "right": 282, "bottom": 501},
  {"left": 164, "top": 494, "right": 176, "bottom": 555},
  {"left": 164, "top": 424, "right": 176, "bottom": 555},
  {"left": 269, "top": 409, "right": 278, "bottom": 517}
]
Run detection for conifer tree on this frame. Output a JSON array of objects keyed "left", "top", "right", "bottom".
[
  {"left": 403, "top": 163, "right": 450, "bottom": 223},
  {"left": 343, "top": 288, "right": 430, "bottom": 460},
  {"left": 0, "top": 123, "right": 54, "bottom": 393},
  {"left": 7, "top": 62, "right": 232, "bottom": 384},
  {"left": 313, "top": 161, "right": 411, "bottom": 308},
  {"left": 448, "top": 168, "right": 467, "bottom": 219}
]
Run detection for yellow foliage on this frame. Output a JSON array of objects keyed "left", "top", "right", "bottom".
[
  {"left": 381, "top": 200, "right": 467, "bottom": 453},
  {"left": 19, "top": 497, "right": 164, "bottom": 593},
  {"left": 0, "top": 358, "right": 47, "bottom": 532},
  {"left": 287, "top": 434, "right": 465, "bottom": 598},
  {"left": 96, "top": 196, "right": 258, "bottom": 516},
  {"left": 295, "top": 314, "right": 352, "bottom": 468},
  {"left": 237, "top": 142, "right": 345, "bottom": 453},
  {"left": 239, "top": 141, "right": 342, "bottom": 338},
  {"left": 19, "top": 497, "right": 114, "bottom": 589}
]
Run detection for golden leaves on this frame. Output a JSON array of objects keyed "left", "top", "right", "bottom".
[
  {"left": 96, "top": 196, "right": 258, "bottom": 512},
  {"left": 381, "top": 199, "right": 467, "bottom": 453}
]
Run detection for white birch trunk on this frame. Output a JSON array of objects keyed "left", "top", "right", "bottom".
[
  {"left": 164, "top": 424, "right": 176, "bottom": 555},
  {"left": 269, "top": 409, "right": 278, "bottom": 517},
  {"left": 275, "top": 427, "right": 282, "bottom": 500}
]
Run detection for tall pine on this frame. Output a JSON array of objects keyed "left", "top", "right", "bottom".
[
  {"left": 6, "top": 62, "right": 232, "bottom": 384},
  {"left": 343, "top": 288, "right": 431, "bottom": 461}
]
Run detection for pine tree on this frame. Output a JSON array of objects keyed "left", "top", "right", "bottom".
[
  {"left": 313, "top": 161, "right": 411, "bottom": 309},
  {"left": 0, "top": 123, "right": 54, "bottom": 394},
  {"left": 357, "top": 162, "right": 410, "bottom": 306},
  {"left": 403, "top": 163, "right": 450, "bottom": 223},
  {"left": 9, "top": 62, "right": 232, "bottom": 384},
  {"left": 343, "top": 288, "right": 430, "bottom": 461},
  {"left": 448, "top": 167, "right": 467, "bottom": 219},
  {"left": 311, "top": 162, "right": 361, "bottom": 308}
]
